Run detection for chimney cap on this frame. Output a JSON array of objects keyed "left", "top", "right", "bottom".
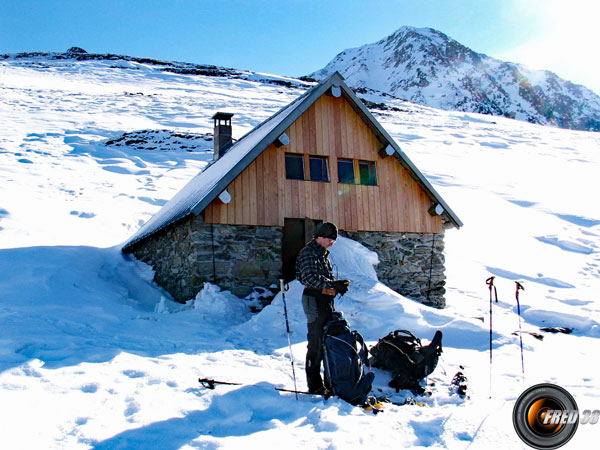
[{"left": 212, "top": 112, "right": 234, "bottom": 121}]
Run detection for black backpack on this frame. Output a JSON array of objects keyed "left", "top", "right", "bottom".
[
  {"left": 323, "top": 312, "right": 375, "bottom": 405},
  {"left": 369, "top": 329, "right": 443, "bottom": 392}
]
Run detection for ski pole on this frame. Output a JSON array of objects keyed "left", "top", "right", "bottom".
[
  {"left": 515, "top": 281, "right": 525, "bottom": 385},
  {"left": 485, "top": 276, "right": 497, "bottom": 398},
  {"left": 280, "top": 279, "right": 299, "bottom": 400}
]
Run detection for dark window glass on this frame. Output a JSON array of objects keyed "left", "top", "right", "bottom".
[
  {"left": 285, "top": 153, "right": 304, "bottom": 180},
  {"left": 309, "top": 156, "right": 329, "bottom": 182},
  {"left": 337, "top": 158, "right": 355, "bottom": 184},
  {"left": 359, "top": 160, "right": 377, "bottom": 186}
]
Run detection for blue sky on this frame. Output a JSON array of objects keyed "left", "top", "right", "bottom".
[{"left": 2, "top": 0, "right": 599, "bottom": 94}]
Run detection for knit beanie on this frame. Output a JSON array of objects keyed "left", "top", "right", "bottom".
[{"left": 313, "top": 222, "right": 338, "bottom": 240}]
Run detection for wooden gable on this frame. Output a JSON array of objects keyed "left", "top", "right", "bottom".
[{"left": 204, "top": 93, "right": 442, "bottom": 234}]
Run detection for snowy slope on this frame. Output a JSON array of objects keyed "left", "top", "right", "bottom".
[
  {"left": 309, "top": 26, "right": 600, "bottom": 132},
  {"left": 1, "top": 53, "right": 599, "bottom": 449}
]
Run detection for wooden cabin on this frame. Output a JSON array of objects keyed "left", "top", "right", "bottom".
[{"left": 122, "top": 72, "right": 462, "bottom": 308}]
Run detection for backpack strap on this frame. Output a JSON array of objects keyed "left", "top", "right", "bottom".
[
  {"left": 328, "top": 334, "right": 362, "bottom": 357},
  {"left": 322, "top": 339, "right": 336, "bottom": 396},
  {"left": 379, "top": 340, "right": 418, "bottom": 365},
  {"left": 352, "top": 331, "right": 370, "bottom": 387},
  {"left": 392, "top": 330, "right": 422, "bottom": 346},
  {"left": 353, "top": 331, "right": 368, "bottom": 359}
]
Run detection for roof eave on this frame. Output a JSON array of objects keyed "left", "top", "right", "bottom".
[
  {"left": 337, "top": 81, "right": 463, "bottom": 229},
  {"left": 123, "top": 71, "right": 462, "bottom": 251}
]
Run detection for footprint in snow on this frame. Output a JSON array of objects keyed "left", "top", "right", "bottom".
[
  {"left": 70, "top": 211, "right": 96, "bottom": 219},
  {"left": 75, "top": 417, "right": 89, "bottom": 426},
  {"left": 122, "top": 370, "right": 146, "bottom": 379},
  {"left": 80, "top": 383, "right": 99, "bottom": 393},
  {"left": 137, "top": 196, "right": 167, "bottom": 206},
  {"left": 409, "top": 416, "right": 446, "bottom": 446},
  {"left": 480, "top": 141, "right": 509, "bottom": 149},
  {"left": 124, "top": 397, "right": 140, "bottom": 419},
  {"left": 23, "top": 133, "right": 46, "bottom": 142}
]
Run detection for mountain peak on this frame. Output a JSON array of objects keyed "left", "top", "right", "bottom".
[
  {"left": 310, "top": 27, "right": 600, "bottom": 131},
  {"left": 387, "top": 26, "right": 447, "bottom": 41}
]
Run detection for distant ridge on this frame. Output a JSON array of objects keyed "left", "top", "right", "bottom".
[
  {"left": 1, "top": 47, "right": 245, "bottom": 78},
  {"left": 0, "top": 48, "right": 310, "bottom": 89},
  {"left": 309, "top": 27, "right": 600, "bottom": 131}
]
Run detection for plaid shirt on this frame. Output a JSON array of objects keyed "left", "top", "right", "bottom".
[{"left": 295, "top": 239, "right": 335, "bottom": 289}]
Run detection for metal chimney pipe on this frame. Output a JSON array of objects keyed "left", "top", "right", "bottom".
[{"left": 212, "top": 112, "right": 234, "bottom": 159}]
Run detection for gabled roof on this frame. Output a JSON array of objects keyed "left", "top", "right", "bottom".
[{"left": 122, "top": 72, "right": 462, "bottom": 251}]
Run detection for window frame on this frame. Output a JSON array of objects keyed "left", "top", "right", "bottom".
[
  {"left": 337, "top": 158, "right": 356, "bottom": 184},
  {"left": 284, "top": 152, "right": 305, "bottom": 180},
  {"left": 307, "top": 154, "right": 330, "bottom": 182},
  {"left": 358, "top": 159, "right": 378, "bottom": 186}
]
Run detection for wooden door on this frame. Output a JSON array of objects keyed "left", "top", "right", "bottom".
[{"left": 281, "top": 218, "right": 321, "bottom": 282}]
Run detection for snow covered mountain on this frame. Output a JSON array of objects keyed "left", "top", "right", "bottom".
[
  {"left": 1, "top": 50, "right": 599, "bottom": 449},
  {"left": 309, "top": 26, "right": 600, "bottom": 131}
]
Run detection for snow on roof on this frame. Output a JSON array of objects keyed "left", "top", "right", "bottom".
[
  {"left": 122, "top": 77, "right": 319, "bottom": 250},
  {"left": 122, "top": 72, "right": 462, "bottom": 251}
]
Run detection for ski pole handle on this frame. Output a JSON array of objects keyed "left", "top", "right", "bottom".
[
  {"left": 486, "top": 276, "right": 498, "bottom": 302},
  {"left": 515, "top": 281, "right": 524, "bottom": 298}
]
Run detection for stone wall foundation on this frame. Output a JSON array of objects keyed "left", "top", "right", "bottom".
[
  {"left": 342, "top": 230, "right": 446, "bottom": 308},
  {"left": 127, "top": 215, "right": 446, "bottom": 308},
  {"left": 128, "top": 214, "right": 283, "bottom": 301}
]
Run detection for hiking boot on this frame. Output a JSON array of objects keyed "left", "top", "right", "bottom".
[{"left": 362, "top": 396, "right": 384, "bottom": 413}]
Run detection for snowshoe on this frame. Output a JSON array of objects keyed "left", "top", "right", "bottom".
[
  {"left": 399, "top": 397, "right": 428, "bottom": 407},
  {"left": 450, "top": 371, "right": 468, "bottom": 398}
]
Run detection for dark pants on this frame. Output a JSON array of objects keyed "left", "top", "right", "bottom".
[{"left": 302, "top": 290, "right": 334, "bottom": 392}]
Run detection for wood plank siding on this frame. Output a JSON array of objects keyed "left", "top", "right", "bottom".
[{"left": 204, "top": 94, "right": 442, "bottom": 234}]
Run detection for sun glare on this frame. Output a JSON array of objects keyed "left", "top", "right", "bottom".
[{"left": 499, "top": 0, "right": 600, "bottom": 93}]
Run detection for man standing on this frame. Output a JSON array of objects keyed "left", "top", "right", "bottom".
[{"left": 295, "top": 222, "right": 350, "bottom": 395}]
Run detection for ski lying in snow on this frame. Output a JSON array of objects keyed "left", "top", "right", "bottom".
[
  {"left": 198, "top": 378, "right": 384, "bottom": 413},
  {"left": 198, "top": 378, "right": 327, "bottom": 397},
  {"left": 512, "top": 330, "right": 544, "bottom": 341},
  {"left": 275, "top": 387, "right": 327, "bottom": 396},
  {"left": 198, "top": 378, "right": 241, "bottom": 389}
]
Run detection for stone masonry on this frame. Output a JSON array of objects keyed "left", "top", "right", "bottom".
[
  {"left": 127, "top": 214, "right": 283, "bottom": 301},
  {"left": 342, "top": 230, "right": 446, "bottom": 308},
  {"left": 126, "top": 214, "right": 447, "bottom": 308}
]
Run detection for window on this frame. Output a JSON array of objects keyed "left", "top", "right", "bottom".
[
  {"left": 337, "top": 158, "right": 355, "bottom": 184},
  {"left": 285, "top": 153, "right": 304, "bottom": 180},
  {"left": 309, "top": 155, "right": 329, "bottom": 182},
  {"left": 359, "top": 160, "right": 377, "bottom": 185}
]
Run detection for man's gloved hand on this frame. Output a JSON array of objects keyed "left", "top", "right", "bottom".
[{"left": 332, "top": 279, "right": 350, "bottom": 296}]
